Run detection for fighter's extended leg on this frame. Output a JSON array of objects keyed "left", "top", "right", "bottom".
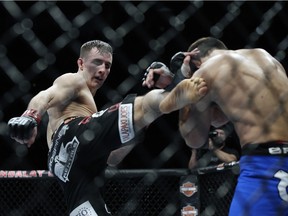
[{"left": 159, "top": 77, "right": 207, "bottom": 113}]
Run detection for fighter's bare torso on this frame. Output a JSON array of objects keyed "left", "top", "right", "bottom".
[
  {"left": 188, "top": 48, "right": 288, "bottom": 147},
  {"left": 46, "top": 73, "right": 97, "bottom": 147}
]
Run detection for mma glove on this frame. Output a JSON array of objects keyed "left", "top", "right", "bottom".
[
  {"left": 142, "top": 61, "right": 174, "bottom": 89},
  {"left": 149, "top": 52, "right": 198, "bottom": 91},
  {"left": 170, "top": 51, "right": 198, "bottom": 77},
  {"left": 164, "top": 52, "right": 193, "bottom": 91},
  {"left": 143, "top": 52, "right": 198, "bottom": 91},
  {"left": 8, "top": 109, "right": 41, "bottom": 141}
]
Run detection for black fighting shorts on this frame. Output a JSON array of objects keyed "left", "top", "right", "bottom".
[{"left": 48, "top": 94, "right": 139, "bottom": 215}]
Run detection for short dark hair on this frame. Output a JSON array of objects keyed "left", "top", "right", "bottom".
[
  {"left": 80, "top": 40, "right": 113, "bottom": 58},
  {"left": 188, "top": 37, "right": 227, "bottom": 60}
]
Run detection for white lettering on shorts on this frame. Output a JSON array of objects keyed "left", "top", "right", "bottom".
[
  {"left": 54, "top": 136, "right": 79, "bottom": 182},
  {"left": 70, "top": 201, "right": 98, "bottom": 216},
  {"left": 92, "top": 109, "right": 107, "bottom": 118},
  {"left": 118, "top": 103, "right": 135, "bottom": 143},
  {"left": 268, "top": 147, "right": 288, "bottom": 155},
  {"left": 274, "top": 170, "right": 288, "bottom": 202}
]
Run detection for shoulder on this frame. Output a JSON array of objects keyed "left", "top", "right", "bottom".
[
  {"left": 236, "top": 48, "right": 269, "bottom": 56},
  {"left": 54, "top": 72, "right": 82, "bottom": 82},
  {"left": 202, "top": 50, "right": 239, "bottom": 68},
  {"left": 53, "top": 73, "right": 85, "bottom": 88},
  {"left": 194, "top": 51, "right": 235, "bottom": 77}
]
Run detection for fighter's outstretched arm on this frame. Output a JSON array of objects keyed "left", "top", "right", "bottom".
[{"left": 8, "top": 73, "right": 82, "bottom": 147}]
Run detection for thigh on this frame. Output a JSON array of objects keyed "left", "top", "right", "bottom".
[{"left": 69, "top": 180, "right": 112, "bottom": 216}]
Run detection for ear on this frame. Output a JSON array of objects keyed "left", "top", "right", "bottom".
[{"left": 77, "top": 58, "right": 84, "bottom": 70}]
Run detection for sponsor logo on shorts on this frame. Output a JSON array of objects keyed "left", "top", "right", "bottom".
[
  {"left": 274, "top": 170, "right": 288, "bottom": 202},
  {"left": 54, "top": 136, "right": 79, "bottom": 182},
  {"left": 268, "top": 147, "right": 288, "bottom": 155},
  {"left": 70, "top": 201, "right": 98, "bottom": 216},
  {"left": 118, "top": 103, "right": 135, "bottom": 143},
  {"left": 180, "top": 181, "right": 197, "bottom": 197},
  {"left": 92, "top": 109, "right": 107, "bottom": 118},
  {"left": 181, "top": 205, "right": 198, "bottom": 216}
]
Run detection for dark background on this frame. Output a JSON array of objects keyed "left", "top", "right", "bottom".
[{"left": 0, "top": 1, "right": 287, "bottom": 170}]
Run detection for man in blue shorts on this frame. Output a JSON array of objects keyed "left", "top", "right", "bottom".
[
  {"left": 7, "top": 40, "right": 207, "bottom": 215},
  {"left": 143, "top": 37, "right": 288, "bottom": 215}
]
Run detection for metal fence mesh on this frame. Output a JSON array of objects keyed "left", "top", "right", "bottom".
[
  {"left": 1, "top": 0, "right": 287, "bottom": 169},
  {"left": 0, "top": 165, "right": 238, "bottom": 216},
  {"left": 0, "top": 1, "right": 287, "bottom": 216},
  {"left": 0, "top": 178, "right": 67, "bottom": 215}
]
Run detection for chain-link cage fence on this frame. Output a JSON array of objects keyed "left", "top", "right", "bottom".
[
  {"left": 0, "top": 163, "right": 239, "bottom": 216},
  {"left": 1, "top": 1, "right": 288, "bottom": 170},
  {"left": 0, "top": 1, "right": 288, "bottom": 216}
]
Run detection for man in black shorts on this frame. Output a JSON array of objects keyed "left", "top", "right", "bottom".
[{"left": 8, "top": 40, "right": 207, "bottom": 215}]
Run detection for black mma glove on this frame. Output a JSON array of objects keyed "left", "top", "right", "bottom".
[
  {"left": 161, "top": 52, "right": 198, "bottom": 91},
  {"left": 142, "top": 61, "right": 174, "bottom": 88},
  {"left": 8, "top": 109, "right": 41, "bottom": 141},
  {"left": 170, "top": 51, "right": 198, "bottom": 77},
  {"left": 143, "top": 52, "right": 198, "bottom": 91}
]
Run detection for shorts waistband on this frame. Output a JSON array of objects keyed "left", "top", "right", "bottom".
[
  {"left": 51, "top": 116, "right": 81, "bottom": 141},
  {"left": 242, "top": 141, "right": 288, "bottom": 156},
  {"left": 63, "top": 116, "right": 81, "bottom": 124}
]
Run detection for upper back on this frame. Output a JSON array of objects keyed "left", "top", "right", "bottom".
[{"left": 195, "top": 48, "right": 288, "bottom": 145}]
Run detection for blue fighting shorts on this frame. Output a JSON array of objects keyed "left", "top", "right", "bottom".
[{"left": 229, "top": 141, "right": 288, "bottom": 216}]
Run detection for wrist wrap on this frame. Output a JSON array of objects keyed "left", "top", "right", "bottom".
[
  {"left": 22, "top": 109, "right": 41, "bottom": 125},
  {"left": 143, "top": 62, "right": 170, "bottom": 83}
]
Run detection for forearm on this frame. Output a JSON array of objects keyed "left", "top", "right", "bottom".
[
  {"left": 27, "top": 90, "right": 52, "bottom": 116},
  {"left": 212, "top": 149, "right": 237, "bottom": 162}
]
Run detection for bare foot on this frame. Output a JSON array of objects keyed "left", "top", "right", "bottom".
[{"left": 159, "top": 77, "right": 207, "bottom": 113}]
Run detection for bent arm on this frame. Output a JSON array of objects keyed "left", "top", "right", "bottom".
[
  {"left": 11, "top": 74, "right": 81, "bottom": 146},
  {"left": 27, "top": 88, "right": 56, "bottom": 116},
  {"left": 212, "top": 148, "right": 237, "bottom": 163},
  {"left": 27, "top": 74, "right": 81, "bottom": 115}
]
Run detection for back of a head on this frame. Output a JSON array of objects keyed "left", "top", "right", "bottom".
[
  {"left": 188, "top": 37, "right": 227, "bottom": 60},
  {"left": 80, "top": 40, "right": 113, "bottom": 58}
]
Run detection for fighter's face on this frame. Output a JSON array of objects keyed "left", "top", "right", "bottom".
[{"left": 79, "top": 48, "right": 112, "bottom": 90}]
